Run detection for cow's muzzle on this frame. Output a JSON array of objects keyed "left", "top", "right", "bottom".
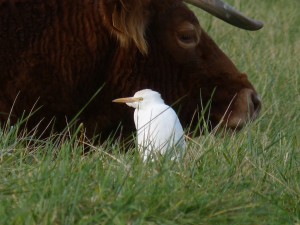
[{"left": 225, "top": 88, "right": 262, "bottom": 129}]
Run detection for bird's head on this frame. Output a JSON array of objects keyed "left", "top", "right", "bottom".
[{"left": 113, "top": 89, "right": 164, "bottom": 109}]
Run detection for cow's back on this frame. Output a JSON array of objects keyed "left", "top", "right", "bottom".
[{"left": 0, "top": 0, "right": 116, "bottom": 131}]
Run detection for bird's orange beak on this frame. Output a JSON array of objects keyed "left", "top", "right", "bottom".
[{"left": 112, "top": 97, "right": 143, "bottom": 103}]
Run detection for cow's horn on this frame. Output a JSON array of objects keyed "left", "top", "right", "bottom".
[{"left": 184, "top": 0, "right": 263, "bottom": 30}]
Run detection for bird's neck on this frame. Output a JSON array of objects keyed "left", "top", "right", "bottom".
[{"left": 136, "top": 102, "right": 164, "bottom": 111}]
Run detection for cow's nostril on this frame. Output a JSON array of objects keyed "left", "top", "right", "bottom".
[
  {"left": 223, "top": 88, "right": 261, "bottom": 129},
  {"left": 251, "top": 92, "right": 262, "bottom": 118}
]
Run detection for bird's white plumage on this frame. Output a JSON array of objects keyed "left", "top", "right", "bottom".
[{"left": 115, "top": 89, "right": 186, "bottom": 161}]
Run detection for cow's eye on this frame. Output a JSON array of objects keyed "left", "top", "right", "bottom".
[
  {"left": 176, "top": 23, "right": 200, "bottom": 48},
  {"left": 178, "top": 33, "right": 194, "bottom": 43}
]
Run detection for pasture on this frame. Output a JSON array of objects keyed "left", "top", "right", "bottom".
[{"left": 0, "top": 0, "right": 299, "bottom": 224}]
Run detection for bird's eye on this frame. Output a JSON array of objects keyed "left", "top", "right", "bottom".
[{"left": 138, "top": 97, "right": 143, "bottom": 101}]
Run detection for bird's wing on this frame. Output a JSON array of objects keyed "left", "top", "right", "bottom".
[
  {"left": 149, "top": 104, "right": 185, "bottom": 151},
  {"left": 135, "top": 104, "right": 186, "bottom": 160}
]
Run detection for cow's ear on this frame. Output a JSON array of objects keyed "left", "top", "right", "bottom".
[{"left": 101, "top": 0, "right": 150, "bottom": 55}]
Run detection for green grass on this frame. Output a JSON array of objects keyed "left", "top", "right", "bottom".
[{"left": 0, "top": 0, "right": 299, "bottom": 224}]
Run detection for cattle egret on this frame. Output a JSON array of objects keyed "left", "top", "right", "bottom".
[{"left": 113, "top": 89, "right": 186, "bottom": 161}]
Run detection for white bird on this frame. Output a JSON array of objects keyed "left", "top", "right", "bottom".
[{"left": 113, "top": 89, "right": 186, "bottom": 161}]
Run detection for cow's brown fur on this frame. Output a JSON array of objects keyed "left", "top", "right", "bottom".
[
  {"left": 0, "top": 0, "right": 261, "bottom": 139},
  {"left": 100, "top": 0, "right": 151, "bottom": 55}
]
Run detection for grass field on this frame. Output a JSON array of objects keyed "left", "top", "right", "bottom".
[{"left": 0, "top": 0, "right": 299, "bottom": 224}]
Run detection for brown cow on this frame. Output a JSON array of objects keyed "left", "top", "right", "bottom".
[{"left": 0, "top": 0, "right": 262, "bottom": 140}]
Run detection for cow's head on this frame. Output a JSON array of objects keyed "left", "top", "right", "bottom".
[
  {"left": 148, "top": 0, "right": 262, "bottom": 130},
  {"left": 102, "top": 0, "right": 262, "bottom": 131}
]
